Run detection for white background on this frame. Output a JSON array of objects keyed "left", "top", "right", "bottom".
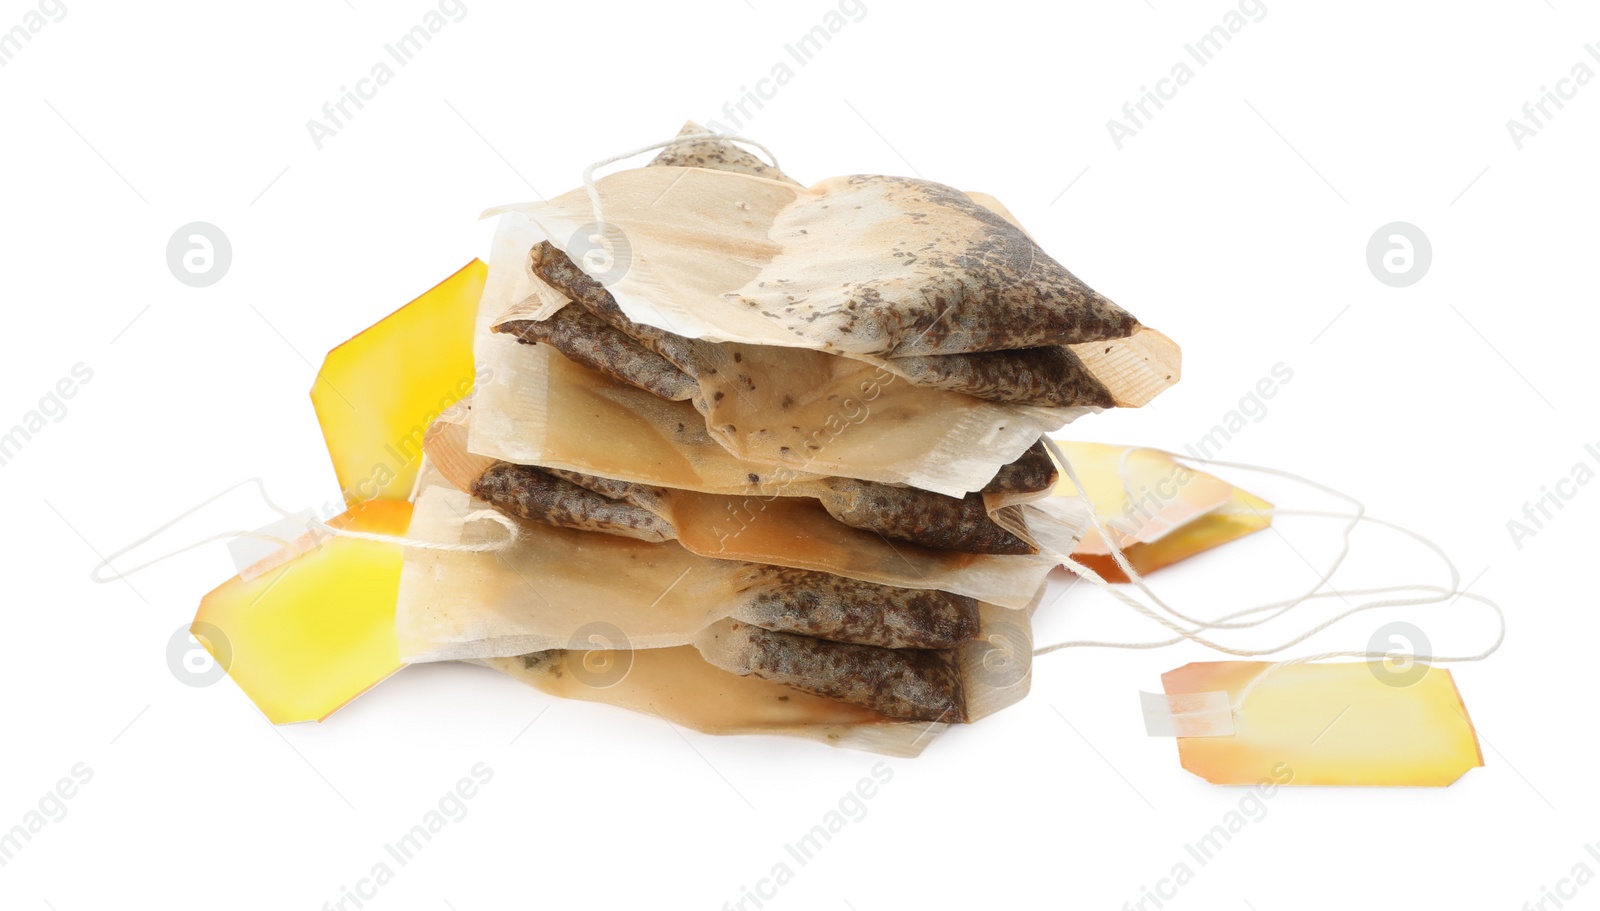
[{"left": 1, "top": 0, "right": 1595, "bottom": 908}]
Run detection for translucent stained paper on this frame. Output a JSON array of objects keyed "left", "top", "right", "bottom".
[
  {"left": 425, "top": 409, "right": 1085, "bottom": 607},
  {"left": 476, "top": 192, "right": 1178, "bottom": 496}
]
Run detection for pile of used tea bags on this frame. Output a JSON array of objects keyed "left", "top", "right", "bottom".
[{"left": 391, "top": 124, "right": 1181, "bottom": 754}]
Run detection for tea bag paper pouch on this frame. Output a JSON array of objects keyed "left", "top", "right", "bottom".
[
  {"left": 1143, "top": 661, "right": 1484, "bottom": 787},
  {"left": 397, "top": 467, "right": 1039, "bottom": 660},
  {"left": 426, "top": 401, "right": 1087, "bottom": 608},
  {"left": 477, "top": 594, "right": 1036, "bottom": 757},
  {"left": 495, "top": 167, "right": 1172, "bottom": 364},
  {"left": 471, "top": 207, "right": 1087, "bottom": 497}
]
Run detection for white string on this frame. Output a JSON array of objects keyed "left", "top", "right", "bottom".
[
  {"left": 581, "top": 131, "right": 781, "bottom": 230},
  {"left": 1033, "top": 440, "right": 1504, "bottom": 711},
  {"left": 89, "top": 477, "right": 521, "bottom": 585},
  {"left": 90, "top": 478, "right": 299, "bottom": 584}
]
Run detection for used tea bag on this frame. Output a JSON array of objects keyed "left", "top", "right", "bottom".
[
  {"left": 510, "top": 124, "right": 1141, "bottom": 410},
  {"left": 694, "top": 619, "right": 967, "bottom": 723},
  {"left": 399, "top": 469, "right": 1034, "bottom": 744},
  {"left": 477, "top": 212, "right": 1084, "bottom": 496},
  {"left": 467, "top": 307, "right": 1092, "bottom": 561},
  {"left": 726, "top": 564, "right": 979, "bottom": 649},
  {"left": 426, "top": 407, "right": 1083, "bottom": 607},
  {"left": 395, "top": 473, "right": 985, "bottom": 662},
  {"left": 471, "top": 460, "right": 676, "bottom": 543},
  {"left": 471, "top": 459, "right": 1036, "bottom": 555},
  {"left": 476, "top": 127, "right": 1178, "bottom": 495},
  {"left": 504, "top": 158, "right": 1173, "bottom": 362},
  {"left": 481, "top": 598, "right": 1035, "bottom": 756},
  {"left": 518, "top": 237, "right": 1120, "bottom": 409},
  {"left": 494, "top": 301, "right": 700, "bottom": 402}
]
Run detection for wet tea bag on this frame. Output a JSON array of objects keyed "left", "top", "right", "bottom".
[
  {"left": 426, "top": 406, "right": 1083, "bottom": 608},
  {"left": 395, "top": 473, "right": 986, "bottom": 661},
  {"left": 475, "top": 209, "right": 1082, "bottom": 496},
  {"left": 453, "top": 214, "right": 1091, "bottom": 563},
  {"left": 501, "top": 157, "right": 1174, "bottom": 364},
  {"left": 400, "top": 464, "right": 1036, "bottom": 749},
  {"left": 476, "top": 128, "right": 1179, "bottom": 495},
  {"left": 480, "top": 598, "right": 1034, "bottom": 756},
  {"left": 511, "top": 238, "right": 1129, "bottom": 413},
  {"left": 468, "top": 456, "right": 1042, "bottom": 554},
  {"left": 693, "top": 620, "right": 967, "bottom": 723},
  {"left": 506, "top": 124, "right": 1165, "bottom": 411}
]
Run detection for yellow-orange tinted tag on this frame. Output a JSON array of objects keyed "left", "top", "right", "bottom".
[
  {"left": 193, "top": 500, "right": 411, "bottom": 724},
  {"left": 312, "top": 260, "right": 486, "bottom": 507},
  {"left": 1051, "top": 442, "right": 1272, "bottom": 582},
  {"left": 1160, "top": 661, "right": 1483, "bottom": 787}
]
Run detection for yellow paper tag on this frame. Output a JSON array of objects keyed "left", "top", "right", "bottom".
[
  {"left": 193, "top": 500, "right": 410, "bottom": 724},
  {"left": 1161, "top": 661, "right": 1483, "bottom": 786},
  {"left": 312, "top": 259, "right": 486, "bottom": 507},
  {"left": 1052, "top": 442, "right": 1272, "bottom": 582}
]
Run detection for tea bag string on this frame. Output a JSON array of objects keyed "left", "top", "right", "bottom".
[
  {"left": 1051, "top": 511, "right": 1461, "bottom": 641},
  {"left": 88, "top": 476, "right": 520, "bottom": 585},
  {"left": 581, "top": 131, "right": 781, "bottom": 231},
  {"left": 1032, "top": 439, "right": 1505, "bottom": 711}
]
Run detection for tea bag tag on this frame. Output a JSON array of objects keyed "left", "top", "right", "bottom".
[
  {"left": 1158, "top": 661, "right": 1483, "bottom": 786},
  {"left": 1050, "top": 442, "right": 1274, "bottom": 583},
  {"left": 1140, "top": 690, "right": 1235, "bottom": 737}
]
